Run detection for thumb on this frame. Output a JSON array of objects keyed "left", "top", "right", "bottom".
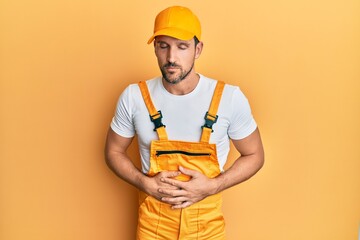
[
  {"left": 179, "top": 166, "right": 199, "bottom": 177},
  {"left": 160, "top": 170, "right": 181, "bottom": 178}
]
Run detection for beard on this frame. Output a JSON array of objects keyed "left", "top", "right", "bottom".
[{"left": 160, "top": 62, "right": 194, "bottom": 85}]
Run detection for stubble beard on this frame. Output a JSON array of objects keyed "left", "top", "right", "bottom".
[{"left": 161, "top": 62, "right": 194, "bottom": 85}]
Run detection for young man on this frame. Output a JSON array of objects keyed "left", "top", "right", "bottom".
[{"left": 105, "top": 6, "right": 264, "bottom": 240}]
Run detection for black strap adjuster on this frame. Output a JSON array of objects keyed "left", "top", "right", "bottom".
[
  {"left": 202, "top": 111, "right": 218, "bottom": 132},
  {"left": 150, "top": 111, "right": 165, "bottom": 131}
]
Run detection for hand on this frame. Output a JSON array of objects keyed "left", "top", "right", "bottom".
[
  {"left": 142, "top": 171, "right": 182, "bottom": 202},
  {"left": 158, "top": 166, "right": 218, "bottom": 209}
]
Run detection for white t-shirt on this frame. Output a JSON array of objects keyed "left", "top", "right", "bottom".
[{"left": 111, "top": 74, "right": 257, "bottom": 173}]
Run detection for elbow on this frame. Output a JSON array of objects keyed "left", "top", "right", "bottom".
[
  {"left": 258, "top": 146, "right": 265, "bottom": 169},
  {"left": 104, "top": 146, "right": 113, "bottom": 168},
  {"left": 104, "top": 156, "right": 115, "bottom": 172}
]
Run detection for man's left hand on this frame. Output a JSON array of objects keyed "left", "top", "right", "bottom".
[{"left": 158, "top": 166, "right": 219, "bottom": 209}]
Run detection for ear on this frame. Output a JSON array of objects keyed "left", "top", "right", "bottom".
[
  {"left": 195, "top": 41, "right": 203, "bottom": 59},
  {"left": 154, "top": 40, "right": 161, "bottom": 58}
]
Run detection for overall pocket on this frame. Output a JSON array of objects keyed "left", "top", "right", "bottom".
[
  {"left": 149, "top": 140, "right": 221, "bottom": 181},
  {"left": 155, "top": 150, "right": 213, "bottom": 181}
]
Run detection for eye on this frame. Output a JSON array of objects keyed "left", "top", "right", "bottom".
[
  {"left": 178, "top": 44, "right": 189, "bottom": 50},
  {"left": 159, "top": 43, "right": 169, "bottom": 49}
]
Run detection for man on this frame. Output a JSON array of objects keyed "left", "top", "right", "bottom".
[{"left": 105, "top": 6, "right": 264, "bottom": 240}]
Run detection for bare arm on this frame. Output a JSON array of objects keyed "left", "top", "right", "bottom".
[
  {"left": 104, "top": 128, "right": 181, "bottom": 200},
  {"left": 213, "top": 127, "right": 265, "bottom": 192},
  {"left": 159, "top": 128, "right": 264, "bottom": 208}
]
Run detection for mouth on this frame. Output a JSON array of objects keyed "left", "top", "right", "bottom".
[
  {"left": 165, "top": 67, "right": 179, "bottom": 71},
  {"left": 164, "top": 66, "right": 180, "bottom": 74},
  {"left": 164, "top": 63, "right": 181, "bottom": 68}
]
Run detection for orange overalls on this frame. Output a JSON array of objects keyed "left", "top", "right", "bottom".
[{"left": 137, "top": 80, "right": 226, "bottom": 240}]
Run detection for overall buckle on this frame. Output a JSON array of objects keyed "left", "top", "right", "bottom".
[
  {"left": 150, "top": 111, "right": 166, "bottom": 131},
  {"left": 202, "top": 111, "right": 218, "bottom": 132}
]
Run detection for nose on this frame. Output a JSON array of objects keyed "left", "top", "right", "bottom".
[{"left": 166, "top": 47, "right": 177, "bottom": 64}]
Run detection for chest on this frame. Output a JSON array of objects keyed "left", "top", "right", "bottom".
[{"left": 133, "top": 95, "right": 230, "bottom": 145}]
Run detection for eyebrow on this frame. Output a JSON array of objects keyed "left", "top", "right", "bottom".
[
  {"left": 156, "top": 40, "right": 191, "bottom": 47},
  {"left": 178, "top": 42, "right": 190, "bottom": 47}
]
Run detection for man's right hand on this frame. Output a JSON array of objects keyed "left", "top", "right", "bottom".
[{"left": 142, "top": 171, "right": 182, "bottom": 202}]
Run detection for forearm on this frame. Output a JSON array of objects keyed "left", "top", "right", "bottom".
[
  {"left": 158, "top": 153, "right": 264, "bottom": 209},
  {"left": 211, "top": 128, "right": 265, "bottom": 194},
  {"left": 213, "top": 151, "right": 264, "bottom": 194},
  {"left": 105, "top": 151, "right": 147, "bottom": 192},
  {"left": 158, "top": 128, "right": 265, "bottom": 209},
  {"left": 105, "top": 150, "right": 181, "bottom": 199}
]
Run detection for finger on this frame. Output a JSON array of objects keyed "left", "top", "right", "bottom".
[
  {"left": 159, "top": 170, "right": 181, "bottom": 178},
  {"left": 171, "top": 201, "right": 193, "bottom": 209},
  {"left": 179, "top": 166, "right": 199, "bottom": 177},
  {"left": 161, "top": 196, "right": 188, "bottom": 204},
  {"left": 158, "top": 188, "right": 185, "bottom": 197},
  {"left": 160, "top": 176, "right": 185, "bottom": 189},
  {"left": 158, "top": 183, "right": 179, "bottom": 190}
]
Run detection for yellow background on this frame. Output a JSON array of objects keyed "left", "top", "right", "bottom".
[{"left": 1, "top": 0, "right": 359, "bottom": 239}]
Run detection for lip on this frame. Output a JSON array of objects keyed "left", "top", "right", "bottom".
[
  {"left": 165, "top": 67, "right": 179, "bottom": 72},
  {"left": 165, "top": 64, "right": 179, "bottom": 68}
]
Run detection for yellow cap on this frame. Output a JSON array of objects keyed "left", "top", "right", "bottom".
[{"left": 147, "top": 6, "right": 201, "bottom": 44}]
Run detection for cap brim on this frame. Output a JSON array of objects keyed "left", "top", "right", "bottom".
[{"left": 147, "top": 28, "right": 195, "bottom": 44}]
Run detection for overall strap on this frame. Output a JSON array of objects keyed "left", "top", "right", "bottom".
[
  {"left": 200, "top": 81, "right": 225, "bottom": 143},
  {"left": 138, "top": 81, "right": 168, "bottom": 140}
]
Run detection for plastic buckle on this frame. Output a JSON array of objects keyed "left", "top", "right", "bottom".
[
  {"left": 202, "top": 111, "right": 218, "bottom": 132},
  {"left": 150, "top": 111, "right": 165, "bottom": 131}
]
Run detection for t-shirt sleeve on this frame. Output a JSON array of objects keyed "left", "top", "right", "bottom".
[
  {"left": 228, "top": 87, "right": 257, "bottom": 140},
  {"left": 110, "top": 86, "right": 136, "bottom": 138}
]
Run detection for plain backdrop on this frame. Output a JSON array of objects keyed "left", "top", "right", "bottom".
[{"left": 1, "top": 0, "right": 359, "bottom": 239}]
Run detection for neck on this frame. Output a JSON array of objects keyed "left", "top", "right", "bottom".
[{"left": 162, "top": 71, "right": 200, "bottom": 95}]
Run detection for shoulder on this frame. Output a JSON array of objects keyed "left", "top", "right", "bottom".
[
  {"left": 224, "top": 83, "right": 248, "bottom": 103},
  {"left": 198, "top": 74, "right": 217, "bottom": 90},
  {"left": 122, "top": 76, "right": 162, "bottom": 97},
  {"left": 200, "top": 75, "right": 247, "bottom": 101},
  {"left": 144, "top": 76, "right": 162, "bottom": 88}
]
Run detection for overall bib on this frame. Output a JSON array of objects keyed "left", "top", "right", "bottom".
[{"left": 136, "top": 80, "right": 226, "bottom": 240}]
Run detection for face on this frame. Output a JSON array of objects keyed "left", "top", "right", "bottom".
[{"left": 154, "top": 36, "right": 203, "bottom": 84}]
